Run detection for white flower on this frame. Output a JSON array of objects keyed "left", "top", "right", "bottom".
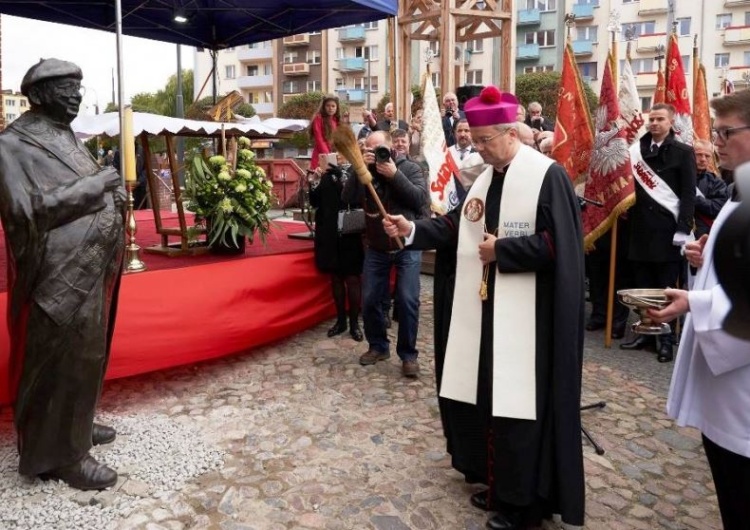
[
  {"left": 235, "top": 168, "right": 251, "bottom": 179},
  {"left": 218, "top": 171, "right": 232, "bottom": 181},
  {"left": 235, "top": 183, "right": 247, "bottom": 193},
  {"left": 209, "top": 155, "right": 226, "bottom": 166},
  {"left": 219, "top": 198, "right": 233, "bottom": 213}
]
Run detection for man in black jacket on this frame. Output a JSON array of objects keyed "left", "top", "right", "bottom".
[
  {"left": 342, "top": 130, "right": 429, "bottom": 377},
  {"left": 693, "top": 139, "right": 729, "bottom": 238},
  {"left": 620, "top": 103, "right": 696, "bottom": 362}
]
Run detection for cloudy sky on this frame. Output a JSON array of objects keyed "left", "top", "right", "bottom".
[{"left": 2, "top": 15, "right": 195, "bottom": 114}]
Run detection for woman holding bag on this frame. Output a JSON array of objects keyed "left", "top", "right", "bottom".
[{"left": 309, "top": 156, "right": 365, "bottom": 341}]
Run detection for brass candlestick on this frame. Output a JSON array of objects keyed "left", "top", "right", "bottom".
[{"left": 124, "top": 181, "right": 147, "bottom": 273}]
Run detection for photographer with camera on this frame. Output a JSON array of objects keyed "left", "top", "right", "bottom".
[
  {"left": 442, "top": 92, "right": 466, "bottom": 147},
  {"left": 524, "top": 101, "right": 555, "bottom": 134},
  {"left": 342, "top": 130, "right": 429, "bottom": 378}
]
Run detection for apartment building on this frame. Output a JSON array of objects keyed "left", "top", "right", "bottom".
[
  {"left": 195, "top": 1, "right": 750, "bottom": 118},
  {"left": 2, "top": 90, "right": 29, "bottom": 125}
]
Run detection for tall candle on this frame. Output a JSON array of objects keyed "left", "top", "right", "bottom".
[{"left": 122, "top": 105, "right": 136, "bottom": 183}]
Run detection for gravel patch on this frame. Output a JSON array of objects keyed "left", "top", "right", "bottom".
[{"left": 0, "top": 412, "right": 224, "bottom": 529}]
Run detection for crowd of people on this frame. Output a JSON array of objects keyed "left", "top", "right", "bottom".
[
  {"left": 306, "top": 88, "right": 748, "bottom": 529},
  {"left": 2, "top": 57, "right": 746, "bottom": 530}
]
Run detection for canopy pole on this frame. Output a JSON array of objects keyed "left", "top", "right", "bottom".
[{"left": 115, "top": 0, "right": 125, "bottom": 171}]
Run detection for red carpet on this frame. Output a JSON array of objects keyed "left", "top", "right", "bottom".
[{"left": 0, "top": 212, "right": 333, "bottom": 406}]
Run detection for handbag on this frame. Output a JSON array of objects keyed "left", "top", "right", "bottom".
[{"left": 337, "top": 207, "right": 365, "bottom": 235}]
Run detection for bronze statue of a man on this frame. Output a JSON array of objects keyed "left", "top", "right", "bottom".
[{"left": 0, "top": 59, "right": 125, "bottom": 490}]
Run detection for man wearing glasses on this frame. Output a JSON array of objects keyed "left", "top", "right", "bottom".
[
  {"left": 0, "top": 59, "right": 125, "bottom": 490},
  {"left": 383, "top": 86, "right": 585, "bottom": 530},
  {"left": 620, "top": 103, "right": 696, "bottom": 362},
  {"left": 649, "top": 89, "right": 750, "bottom": 530}
]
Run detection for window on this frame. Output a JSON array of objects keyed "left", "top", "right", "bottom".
[
  {"left": 676, "top": 17, "right": 691, "bottom": 36},
  {"left": 368, "top": 76, "right": 379, "bottom": 92},
  {"left": 577, "top": 0, "right": 599, "bottom": 5},
  {"left": 744, "top": 50, "right": 750, "bottom": 66},
  {"left": 576, "top": 26, "right": 598, "bottom": 42},
  {"left": 335, "top": 47, "right": 345, "bottom": 60},
  {"left": 282, "top": 81, "right": 299, "bottom": 94},
  {"left": 523, "top": 65, "right": 554, "bottom": 73},
  {"left": 465, "top": 70, "right": 483, "bottom": 85},
  {"left": 283, "top": 51, "right": 298, "bottom": 64},
  {"left": 681, "top": 55, "right": 690, "bottom": 73},
  {"left": 246, "top": 65, "right": 259, "bottom": 76},
  {"left": 428, "top": 41, "right": 440, "bottom": 57},
  {"left": 246, "top": 92, "right": 259, "bottom": 104},
  {"left": 716, "top": 53, "right": 730, "bottom": 68},
  {"left": 353, "top": 77, "right": 365, "bottom": 90},
  {"left": 335, "top": 77, "right": 345, "bottom": 89},
  {"left": 263, "top": 64, "right": 273, "bottom": 76},
  {"left": 20, "top": 100, "right": 27, "bottom": 108},
  {"left": 578, "top": 62, "right": 598, "bottom": 80},
  {"left": 306, "top": 50, "right": 321, "bottom": 65},
  {"left": 716, "top": 14, "right": 732, "bottom": 30},
  {"left": 746, "top": 11, "right": 750, "bottom": 26},
  {"left": 307, "top": 80, "right": 321, "bottom": 92},
  {"left": 355, "top": 45, "right": 378, "bottom": 60},
  {"left": 225, "top": 65, "right": 235, "bottom": 79},
  {"left": 468, "top": 39, "right": 484, "bottom": 53},
  {"left": 431, "top": 72, "right": 440, "bottom": 89},
  {"left": 623, "top": 21, "right": 656, "bottom": 37},
  {"left": 631, "top": 58, "right": 655, "bottom": 73},
  {"left": 525, "top": 0, "right": 555, "bottom": 10},
  {"left": 5, "top": 114, "right": 14, "bottom": 121},
  {"left": 362, "top": 21, "right": 379, "bottom": 30},
  {"left": 622, "top": 0, "right": 638, "bottom": 3},
  {"left": 640, "top": 96, "right": 651, "bottom": 112},
  {"left": 525, "top": 30, "right": 555, "bottom": 47},
  {"left": 5, "top": 99, "right": 15, "bottom": 107}
]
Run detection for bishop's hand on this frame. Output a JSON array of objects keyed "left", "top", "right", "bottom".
[{"left": 479, "top": 233, "right": 497, "bottom": 266}]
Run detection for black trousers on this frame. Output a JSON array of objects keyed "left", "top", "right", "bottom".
[{"left": 703, "top": 434, "right": 750, "bottom": 530}]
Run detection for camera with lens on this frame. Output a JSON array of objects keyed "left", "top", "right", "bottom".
[{"left": 374, "top": 145, "right": 392, "bottom": 163}]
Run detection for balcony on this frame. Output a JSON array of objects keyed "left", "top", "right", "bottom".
[
  {"left": 637, "top": 33, "right": 667, "bottom": 52},
  {"left": 724, "top": 26, "right": 750, "bottom": 45},
  {"left": 338, "top": 26, "right": 366, "bottom": 42},
  {"left": 572, "top": 40, "right": 594, "bottom": 56},
  {"left": 572, "top": 4, "right": 595, "bottom": 20},
  {"left": 283, "top": 34, "right": 310, "bottom": 47},
  {"left": 638, "top": 0, "right": 668, "bottom": 15},
  {"left": 516, "top": 43, "right": 540, "bottom": 60},
  {"left": 336, "top": 89, "right": 366, "bottom": 104},
  {"left": 251, "top": 102, "right": 274, "bottom": 116},
  {"left": 237, "top": 46, "right": 273, "bottom": 62},
  {"left": 517, "top": 9, "right": 541, "bottom": 25},
  {"left": 635, "top": 72, "right": 658, "bottom": 89},
  {"left": 725, "top": 0, "right": 750, "bottom": 6},
  {"left": 282, "top": 62, "right": 310, "bottom": 76},
  {"left": 236, "top": 74, "right": 273, "bottom": 89},
  {"left": 336, "top": 57, "right": 366, "bottom": 72}
]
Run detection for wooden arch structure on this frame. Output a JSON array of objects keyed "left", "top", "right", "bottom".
[{"left": 394, "top": 0, "right": 514, "bottom": 120}]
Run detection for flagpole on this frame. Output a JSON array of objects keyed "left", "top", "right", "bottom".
[{"left": 603, "top": 13, "right": 621, "bottom": 348}]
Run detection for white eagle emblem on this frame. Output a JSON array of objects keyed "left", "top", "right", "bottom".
[{"left": 589, "top": 105, "right": 630, "bottom": 177}]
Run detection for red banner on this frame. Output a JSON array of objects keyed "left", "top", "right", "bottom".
[
  {"left": 692, "top": 62, "right": 711, "bottom": 142},
  {"left": 551, "top": 42, "right": 594, "bottom": 185},
  {"left": 581, "top": 52, "right": 635, "bottom": 249},
  {"left": 665, "top": 32, "right": 694, "bottom": 144}
]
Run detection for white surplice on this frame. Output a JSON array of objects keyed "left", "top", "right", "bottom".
[{"left": 667, "top": 200, "right": 750, "bottom": 458}]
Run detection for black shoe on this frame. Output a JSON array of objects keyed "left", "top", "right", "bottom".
[
  {"left": 470, "top": 490, "right": 490, "bottom": 512},
  {"left": 383, "top": 314, "right": 392, "bottom": 329},
  {"left": 327, "top": 321, "right": 347, "bottom": 337},
  {"left": 620, "top": 335, "right": 653, "bottom": 350},
  {"left": 486, "top": 511, "right": 522, "bottom": 530},
  {"left": 349, "top": 325, "right": 363, "bottom": 342},
  {"left": 585, "top": 320, "right": 605, "bottom": 331},
  {"left": 40, "top": 454, "right": 117, "bottom": 491},
  {"left": 92, "top": 423, "right": 116, "bottom": 446},
  {"left": 611, "top": 322, "right": 627, "bottom": 340},
  {"left": 657, "top": 343, "right": 673, "bottom": 363}
]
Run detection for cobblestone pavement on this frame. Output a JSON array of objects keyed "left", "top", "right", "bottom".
[{"left": 0, "top": 276, "right": 721, "bottom": 530}]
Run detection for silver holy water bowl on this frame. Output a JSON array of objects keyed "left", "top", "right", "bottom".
[{"left": 617, "top": 288, "right": 671, "bottom": 335}]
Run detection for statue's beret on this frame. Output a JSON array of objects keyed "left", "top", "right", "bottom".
[{"left": 21, "top": 58, "right": 83, "bottom": 97}]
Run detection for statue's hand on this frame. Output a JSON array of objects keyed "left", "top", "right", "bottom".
[
  {"left": 113, "top": 187, "right": 127, "bottom": 210},
  {"left": 96, "top": 166, "right": 123, "bottom": 192}
]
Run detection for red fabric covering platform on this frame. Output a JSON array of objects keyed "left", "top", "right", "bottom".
[{"left": 0, "top": 212, "right": 333, "bottom": 406}]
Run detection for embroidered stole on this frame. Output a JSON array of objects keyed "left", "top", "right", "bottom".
[
  {"left": 440, "top": 145, "right": 550, "bottom": 420},
  {"left": 630, "top": 143, "right": 681, "bottom": 222}
]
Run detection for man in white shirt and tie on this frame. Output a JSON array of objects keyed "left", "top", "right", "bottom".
[{"left": 449, "top": 118, "right": 484, "bottom": 191}]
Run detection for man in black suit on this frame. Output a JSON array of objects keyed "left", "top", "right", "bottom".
[
  {"left": 620, "top": 103, "right": 696, "bottom": 362},
  {"left": 442, "top": 92, "right": 466, "bottom": 147}
]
